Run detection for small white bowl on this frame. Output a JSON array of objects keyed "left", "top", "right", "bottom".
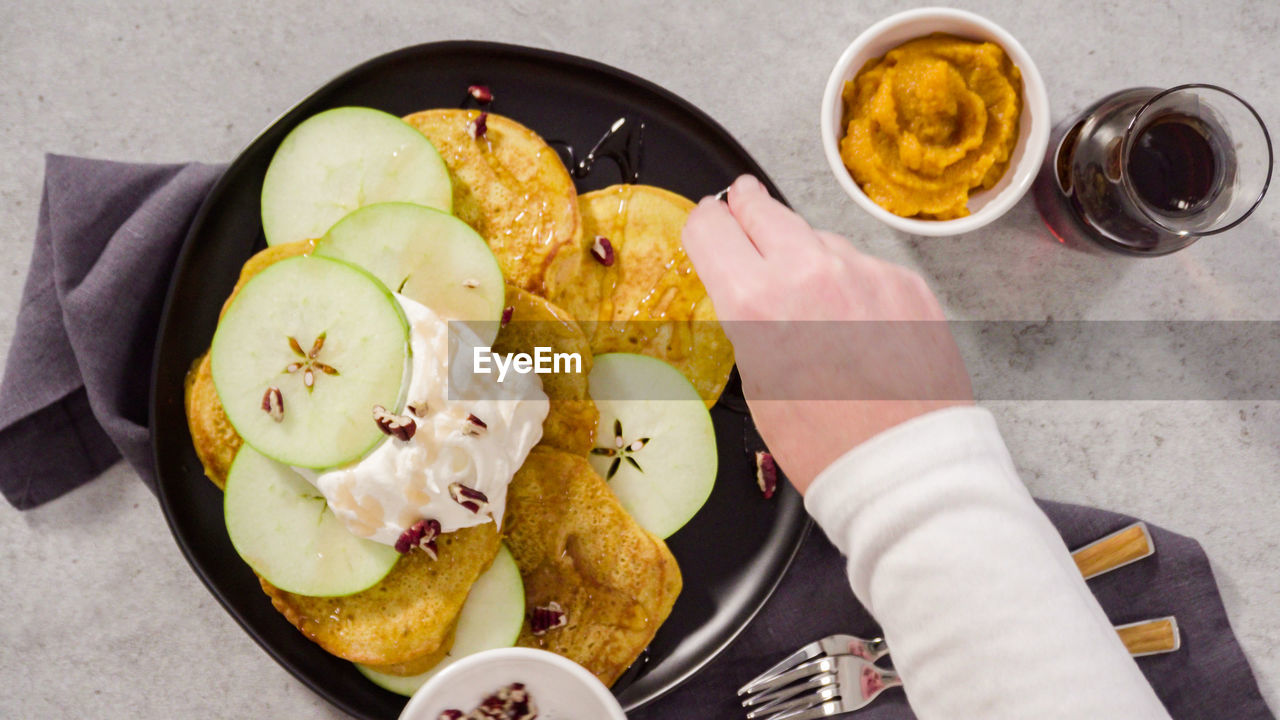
[
  {"left": 398, "top": 647, "right": 627, "bottom": 720},
  {"left": 820, "top": 7, "right": 1050, "bottom": 236}
]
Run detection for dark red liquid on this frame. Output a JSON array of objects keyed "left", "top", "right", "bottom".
[{"left": 1127, "top": 114, "right": 1219, "bottom": 214}]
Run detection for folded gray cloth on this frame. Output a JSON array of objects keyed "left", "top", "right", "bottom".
[
  {"left": 0, "top": 157, "right": 1270, "bottom": 720},
  {"left": 0, "top": 155, "right": 224, "bottom": 508}
]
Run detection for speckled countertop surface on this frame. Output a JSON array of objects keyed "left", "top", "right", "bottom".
[{"left": 2, "top": 1, "right": 1277, "bottom": 717}]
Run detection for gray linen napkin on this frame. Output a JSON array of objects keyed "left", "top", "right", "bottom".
[
  {"left": 0, "top": 157, "right": 1271, "bottom": 719},
  {"left": 0, "top": 155, "right": 223, "bottom": 508}
]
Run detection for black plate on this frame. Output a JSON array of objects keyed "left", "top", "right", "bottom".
[{"left": 150, "top": 41, "right": 808, "bottom": 718}]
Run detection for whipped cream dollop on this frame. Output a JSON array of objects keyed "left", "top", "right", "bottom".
[{"left": 305, "top": 295, "right": 548, "bottom": 546}]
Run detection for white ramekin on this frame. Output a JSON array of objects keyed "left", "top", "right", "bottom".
[
  {"left": 820, "top": 7, "right": 1050, "bottom": 236},
  {"left": 398, "top": 647, "right": 627, "bottom": 720}
]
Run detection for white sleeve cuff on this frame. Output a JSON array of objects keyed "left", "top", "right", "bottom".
[{"left": 805, "top": 405, "right": 1026, "bottom": 562}]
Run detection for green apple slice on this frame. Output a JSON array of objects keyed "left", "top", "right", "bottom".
[
  {"left": 210, "top": 255, "right": 409, "bottom": 469},
  {"left": 588, "top": 353, "right": 718, "bottom": 539},
  {"left": 315, "top": 202, "right": 505, "bottom": 345},
  {"left": 356, "top": 544, "right": 524, "bottom": 695},
  {"left": 261, "top": 107, "right": 452, "bottom": 246},
  {"left": 224, "top": 445, "right": 400, "bottom": 597}
]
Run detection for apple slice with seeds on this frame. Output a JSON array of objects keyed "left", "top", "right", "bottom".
[
  {"left": 314, "top": 202, "right": 505, "bottom": 346},
  {"left": 587, "top": 353, "right": 718, "bottom": 538},
  {"left": 210, "top": 255, "right": 410, "bottom": 469}
]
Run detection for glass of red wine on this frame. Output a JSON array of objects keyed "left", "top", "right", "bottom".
[{"left": 1034, "top": 84, "right": 1272, "bottom": 255}]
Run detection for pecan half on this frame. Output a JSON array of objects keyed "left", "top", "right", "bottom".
[
  {"left": 449, "top": 482, "right": 490, "bottom": 514},
  {"left": 476, "top": 696, "right": 505, "bottom": 718},
  {"left": 590, "top": 235, "right": 615, "bottom": 266},
  {"left": 486, "top": 684, "right": 536, "bottom": 720},
  {"left": 373, "top": 405, "right": 417, "bottom": 441},
  {"left": 755, "top": 450, "right": 778, "bottom": 499},
  {"left": 261, "top": 386, "right": 284, "bottom": 422},
  {"left": 395, "top": 518, "right": 441, "bottom": 557},
  {"left": 530, "top": 601, "right": 568, "bottom": 635},
  {"left": 505, "top": 683, "right": 537, "bottom": 720},
  {"left": 466, "top": 111, "right": 489, "bottom": 140},
  {"left": 464, "top": 413, "right": 488, "bottom": 436}
]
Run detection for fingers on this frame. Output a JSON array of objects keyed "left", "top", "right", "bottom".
[
  {"left": 726, "top": 175, "right": 826, "bottom": 259},
  {"left": 682, "top": 196, "right": 764, "bottom": 304}
]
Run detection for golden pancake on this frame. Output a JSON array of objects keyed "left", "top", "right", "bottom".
[
  {"left": 542, "top": 184, "right": 734, "bottom": 407},
  {"left": 183, "top": 353, "right": 238, "bottom": 489},
  {"left": 504, "top": 447, "right": 682, "bottom": 687},
  {"left": 491, "top": 285, "right": 597, "bottom": 455},
  {"left": 261, "top": 523, "right": 500, "bottom": 666},
  {"left": 359, "top": 625, "right": 456, "bottom": 677},
  {"left": 402, "top": 109, "right": 579, "bottom": 293},
  {"left": 184, "top": 240, "right": 312, "bottom": 488}
]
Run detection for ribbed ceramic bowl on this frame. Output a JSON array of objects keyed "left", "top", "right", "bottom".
[{"left": 820, "top": 7, "right": 1050, "bottom": 236}]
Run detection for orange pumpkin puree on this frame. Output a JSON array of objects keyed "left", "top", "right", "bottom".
[{"left": 840, "top": 34, "right": 1022, "bottom": 220}]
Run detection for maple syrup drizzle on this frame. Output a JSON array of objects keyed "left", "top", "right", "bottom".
[
  {"left": 458, "top": 80, "right": 645, "bottom": 183},
  {"left": 549, "top": 117, "right": 646, "bottom": 183}
]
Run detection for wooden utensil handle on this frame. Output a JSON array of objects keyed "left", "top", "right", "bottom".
[
  {"left": 1116, "top": 616, "right": 1181, "bottom": 657},
  {"left": 1071, "top": 522, "right": 1154, "bottom": 580}
]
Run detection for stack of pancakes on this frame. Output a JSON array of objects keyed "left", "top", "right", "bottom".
[{"left": 185, "top": 107, "right": 734, "bottom": 686}]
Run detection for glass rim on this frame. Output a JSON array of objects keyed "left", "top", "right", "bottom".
[{"left": 1121, "top": 83, "right": 1273, "bottom": 237}]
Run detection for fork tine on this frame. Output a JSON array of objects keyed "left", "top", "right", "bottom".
[
  {"left": 741, "top": 671, "right": 836, "bottom": 708},
  {"left": 741, "top": 657, "right": 837, "bottom": 697},
  {"left": 737, "top": 640, "right": 827, "bottom": 695},
  {"left": 754, "top": 698, "right": 845, "bottom": 720},
  {"left": 745, "top": 685, "right": 838, "bottom": 719}
]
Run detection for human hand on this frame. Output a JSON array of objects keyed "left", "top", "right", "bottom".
[{"left": 682, "top": 175, "right": 973, "bottom": 493}]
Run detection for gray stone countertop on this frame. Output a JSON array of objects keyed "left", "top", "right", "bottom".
[{"left": 2, "top": 1, "right": 1277, "bottom": 717}]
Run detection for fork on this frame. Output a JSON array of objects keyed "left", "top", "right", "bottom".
[
  {"left": 739, "top": 634, "right": 888, "bottom": 696},
  {"left": 741, "top": 654, "right": 901, "bottom": 720},
  {"left": 739, "top": 521, "right": 1161, "bottom": 715},
  {"left": 739, "top": 616, "right": 1179, "bottom": 719},
  {"left": 741, "top": 522, "right": 1153, "bottom": 695}
]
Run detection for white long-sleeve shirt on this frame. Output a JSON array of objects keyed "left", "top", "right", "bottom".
[{"left": 805, "top": 406, "right": 1171, "bottom": 719}]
